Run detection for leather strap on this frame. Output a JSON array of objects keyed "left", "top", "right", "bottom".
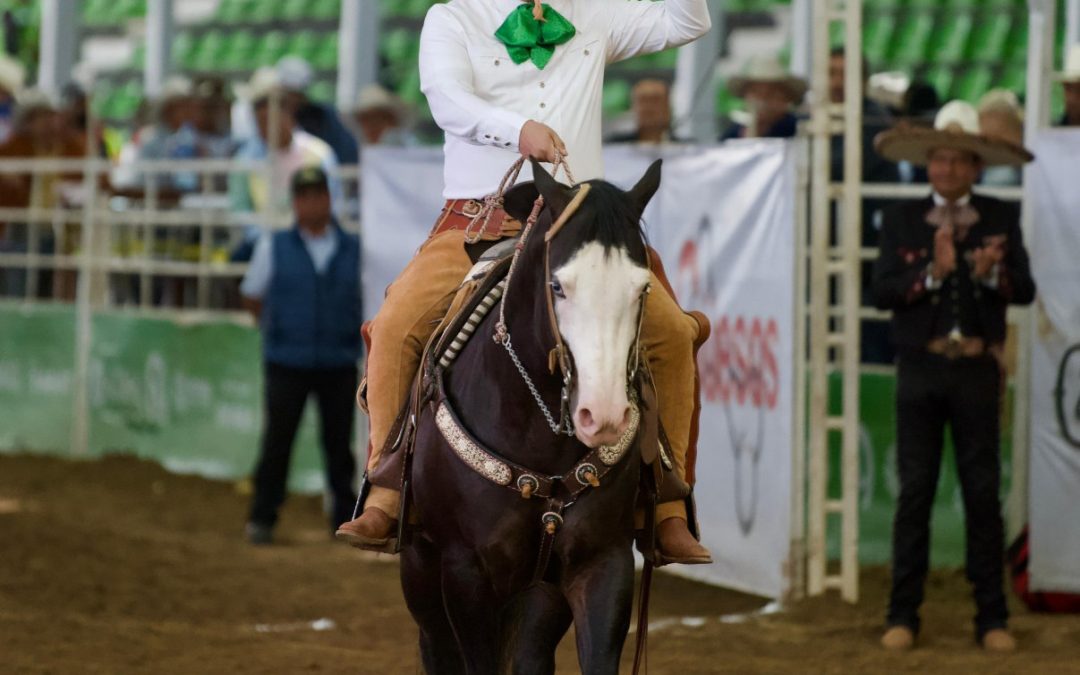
[{"left": 431, "top": 199, "right": 512, "bottom": 240}]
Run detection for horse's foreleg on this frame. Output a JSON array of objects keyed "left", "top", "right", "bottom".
[
  {"left": 401, "top": 536, "right": 465, "bottom": 675},
  {"left": 440, "top": 550, "right": 501, "bottom": 675},
  {"left": 561, "top": 548, "right": 635, "bottom": 675},
  {"left": 503, "top": 583, "right": 573, "bottom": 675}
]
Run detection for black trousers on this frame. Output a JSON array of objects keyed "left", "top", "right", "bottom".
[
  {"left": 248, "top": 362, "right": 358, "bottom": 530},
  {"left": 887, "top": 352, "right": 1008, "bottom": 639}
]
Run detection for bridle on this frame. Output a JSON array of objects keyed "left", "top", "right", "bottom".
[{"left": 476, "top": 155, "right": 651, "bottom": 437}]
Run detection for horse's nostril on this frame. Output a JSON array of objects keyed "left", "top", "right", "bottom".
[
  {"left": 622, "top": 408, "right": 632, "bottom": 427},
  {"left": 578, "top": 408, "right": 594, "bottom": 429}
]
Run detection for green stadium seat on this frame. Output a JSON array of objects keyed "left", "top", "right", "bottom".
[
  {"left": 287, "top": 31, "right": 320, "bottom": 62},
  {"left": 170, "top": 33, "right": 194, "bottom": 69},
  {"left": 966, "top": 12, "right": 1013, "bottom": 62},
  {"left": 215, "top": 0, "right": 251, "bottom": 24},
  {"left": 281, "top": 0, "right": 308, "bottom": 22},
  {"left": 381, "top": 29, "right": 418, "bottom": 63},
  {"left": 602, "top": 79, "right": 631, "bottom": 117},
  {"left": 254, "top": 31, "right": 289, "bottom": 68},
  {"left": 863, "top": 13, "right": 897, "bottom": 68},
  {"left": 952, "top": 65, "right": 993, "bottom": 103},
  {"left": 308, "top": 81, "right": 334, "bottom": 103},
  {"left": 716, "top": 84, "right": 743, "bottom": 117},
  {"left": 83, "top": 0, "right": 116, "bottom": 26},
  {"left": 889, "top": 12, "right": 935, "bottom": 68},
  {"left": 929, "top": 12, "right": 974, "bottom": 65},
  {"left": 221, "top": 30, "right": 257, "bottom": 70},
  {"left": 651, "top": 49, "right": 678, "bottom": 69},
  {"left": 312, "top": 33, "right": 339, "bottom": 70},
  {"left": 311, "top": 0, "right": 342, "bottom": 21},
  {"left": 190, "top": 31, "right": 228, "bottom": 72},
  {"left": 862, "top": 0, "right": 905, "bottom": 10},
  {"left": 396, "top": 69, "right": 424, "bottom": 105},
  {"left": 923, "top": 65, "right": 955, "bottom": 100},
  {"left": 998, "top": 65, "right": 1025, "bottom": 96}
]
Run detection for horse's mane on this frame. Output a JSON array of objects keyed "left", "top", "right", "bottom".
[{"left": 571, "top": 180, "right": 649, "bottom": 263}]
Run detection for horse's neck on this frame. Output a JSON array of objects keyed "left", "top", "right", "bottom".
[{"left": 443, "top": 274, "right": 583, "bottom": 473}]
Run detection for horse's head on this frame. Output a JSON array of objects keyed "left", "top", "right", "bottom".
[{"left": 504, "top": 159, "right": 661, "bottom": 448}]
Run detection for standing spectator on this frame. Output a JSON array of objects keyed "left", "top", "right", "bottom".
[
  {"left": 0, "top": 53, "right": 24, "bottom": 143},
  {"left": 240, "top": 166, "right": 361, "bottom": 545},
  {"left": 721, "top": 56, "right": 806, "bottom": 140},
  {"left": 229, "top": 67, "right": 341, "bottom": 261},
  {"left": 977, "top": 89, "right": 1025, "bottom": 187},
  {"left": 351, "top": 84, "right": 416, "bottom": 147},
  {"left": 277, "top": 56, "right": 358, "bottom": 165},
  {"left": 193, "top": 75, "right": 235, "bottom": 160},
  {"left": 607, "top": 79, "right": 684, "bottom": 144},
  {"left": 1060, "top": 44, "right": 1080, "bottom": 127},
  {"left": 136, "top": 76, "right": 201, "bottom": 192},
  {"left": 873, "top": 100, "right": 1036, "bottom": 653},
  {"left": 0, "top": 89, "right": 84, "bottom": 298}
]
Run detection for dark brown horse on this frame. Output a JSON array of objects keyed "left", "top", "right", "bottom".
[{"left": 400, "top": 159, "right": 663, "bottom": 674}]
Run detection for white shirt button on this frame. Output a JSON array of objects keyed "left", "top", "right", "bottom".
[
  {"left": 540, "top": 82, "right": 546, "bottom": 88},
  {"left": 540, "top": 102, "right": 546, "bottom": 108}
]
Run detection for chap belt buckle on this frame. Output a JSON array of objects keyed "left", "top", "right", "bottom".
[{"left": 944, "top": 328, "right": 963, "bottom": 359}]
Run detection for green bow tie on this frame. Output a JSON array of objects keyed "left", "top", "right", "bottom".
[{"left": 494, "top": 3, "right": 576, "bottom": 70}]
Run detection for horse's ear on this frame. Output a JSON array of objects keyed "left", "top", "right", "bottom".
[
  {"left": 503, "top": 181, "right": 540, "bottom": 223},
  {"left": 530, "top": 158, "right": 574, "bottom": 216},
  {"left": 628, "top": 159, "right": 662, "bottom": 216}
]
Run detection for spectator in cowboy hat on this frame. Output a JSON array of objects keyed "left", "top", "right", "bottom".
[
  {"left": 873, "top": 99, "right": 1036, "bottom": 654},
  {"left": 135, "top": 76, "right": 202, "bottom": 192},
  {"left": 977, "top": 89, "right": 1025, "bottom": 186},
  {"left": 607, "top": 79, "right": 685, "bottom": 144},
  {"left": 1059, "top": 44, "right": 1080, "bottom": 127},
  {"left": 721, "top": 55, "right": 806, "bottom": 140},
  {"left": 276, "top": 55, "right": 358, "bottom": 165},
  {"left": 351, "top": 83, "right": 416, "bottom": 147},
  {"left": 0, "top": 53, "right": 25, "bottom": 143},
  {"left": 228, "top": 67, "right": 341, "bottom": 261}
]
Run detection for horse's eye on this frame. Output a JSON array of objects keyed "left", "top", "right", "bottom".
[{"left": 550, "top": 279, "right": 565, "bottom": 298}]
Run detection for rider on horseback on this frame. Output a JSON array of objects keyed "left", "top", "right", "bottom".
[{"left": 337, "top": 0, "right": 713, "bottom": 564}]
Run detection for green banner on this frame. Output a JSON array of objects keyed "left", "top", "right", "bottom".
[{"left": 0, "top": 305, "right": 330, "bottom": 493}]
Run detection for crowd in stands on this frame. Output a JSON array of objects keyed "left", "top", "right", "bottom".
[{"left": 1, "top": 39, "right": 1078, "bottom": 324}]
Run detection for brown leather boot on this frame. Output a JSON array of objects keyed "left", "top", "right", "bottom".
[
  {"left": 657, "top": 516, "right": 712, "bottom": 565},
  {"left": 335, "top": 507, "right": 397, "bottom": 548}
]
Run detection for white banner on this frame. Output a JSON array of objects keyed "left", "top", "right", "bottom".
[
  {"left": 361, "top": 143, "right": 797, "bottom": 597},
  {"left": 1028, "top": 130, "right": 1080, "bottom": 593}
]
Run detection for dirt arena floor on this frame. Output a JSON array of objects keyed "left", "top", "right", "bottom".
[{"left": 3, "top": 454, "right": 1080, "bottom": 674}]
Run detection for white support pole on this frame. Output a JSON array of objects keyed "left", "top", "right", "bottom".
[
  {"left": 144, "top": 0, "right": 173, "bottom": 99},
  {"left": 789, "top": 0, "right": 813, "bottom": 80},
  {"left": 839, "top": 0, "right": 863, "bottom": 605},
  {"left": 788, "top": 136, "right": 811, "bottom": 602},
  {"left": 673, "top": 0, "right": 722, "bottom": 143},
  {"left": 70, "top": 158, "right": 101, "bottom": 458},
  {"left": 336, "top": 0, "right": 380, "bottom": 113},
  {"left": 1067, "top": 0, "right": 1079, "bottom": 53},
  {"left": 806, "top": 0, "right": 831, "bottom": 598},
  {"left": 1010, "top": 0, "right": 1056, "bottom": 541},
  {"left": 37, "top": 0, "right": 78, "bottom": 100}
]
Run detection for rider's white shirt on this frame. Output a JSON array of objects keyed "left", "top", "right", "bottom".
[{"left": 420, "top": 0, "right": 711, "bottom": 199}]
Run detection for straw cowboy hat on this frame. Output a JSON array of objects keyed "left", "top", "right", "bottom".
[
  {"left": 13, "top": 88, "right": 55, "bottom": 126},
  {"left": 728, "top": 55, "right": 808, "bottom": 102},
  {"left": 874, "top": 99, "right": 1034, "bottom": 167},
  {"left": 238, "top": 66, "right": 283, "bottom": 103},
  {"left": 1060, "top": 44, "right": 1080, "bottom": 83},
  {"left": 0, "top": 54, "right": 26, "bottom": 95},
  {"left": 354, "top": 84, "right": 406, "bottom": 117},
  {"left": 160, "top": 75, "right": 194, "bottom": 102}
]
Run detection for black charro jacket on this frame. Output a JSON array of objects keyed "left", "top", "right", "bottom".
[{"left": 872, "top": 193, "right": 1036, "bottom": 350}]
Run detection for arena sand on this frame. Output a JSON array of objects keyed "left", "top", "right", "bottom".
[{"left": 2, "top": 455, "right": 1080, "bottom": 674}]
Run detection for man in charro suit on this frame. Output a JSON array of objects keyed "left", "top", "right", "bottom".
[{"left": 872, "top": 100, "right": 1036, "bottom": 652}]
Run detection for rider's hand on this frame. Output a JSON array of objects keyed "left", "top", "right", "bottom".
[{"left": 519, "top": 120, "right": 568, "bottom": 163}]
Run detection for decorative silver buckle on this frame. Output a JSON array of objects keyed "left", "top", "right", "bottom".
[
  {"left": 575, "top": 463, "right": 600, "bottom": 487},
  {"left": 517, "top": 474, "right": 539, "bottom": 499},
  {"left": 542, "top": 511, "right": 564, "bottom": 534}
]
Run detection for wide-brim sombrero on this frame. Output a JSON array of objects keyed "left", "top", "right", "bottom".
[
  {"left": 874, "top": 100, "right": 1034, "bottom": 167},
  {"left": 728, "top": 55, "right": 808, "bottom": 103}
]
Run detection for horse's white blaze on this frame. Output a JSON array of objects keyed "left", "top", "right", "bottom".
[{"left": 553, "top": 242, "right": 650, "bottom": 448}]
